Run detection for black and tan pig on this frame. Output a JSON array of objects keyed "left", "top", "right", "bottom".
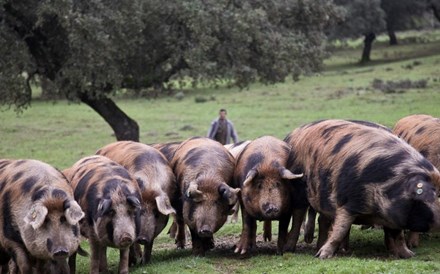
[
  {"left": 63, "top": 155, "right": 141, "bottom": 274},
  {"left": 0, "top": 159, "right": 84, "bottom": 274},
  {"left": 170, "top": 137, "right": 240, "bottom": 255},
  {"left": 393, "top": 114, "right": 440, "bottom": 247},
  {"left": 285, "top": 119, "right": 440, "bottom": 259},
  {"left": 96, "top": 141, "right": 177, "bottom": 265},
  {"left": 233, "top": 136, "right": 304, "bottom": 255}
]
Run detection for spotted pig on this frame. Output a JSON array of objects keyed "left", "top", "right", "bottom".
[
  {"left": 96, "top": 141, "right": 177, "bottom": 265},
  {"left": 63, "top": 155, "right": 142, "bottom": 274},
  {"left": 170, "top": 137, "right": 239, "bottom": 255},
  {"left": 233, "top": 136, "right": 304, "bottom": 255},
  {"left": 393, "top": 114, "right": 440, "bottom": 247},
  {"left": 0, "top": 159, "right": 84, "bottom": 274},
  {"left": 302, "top": 120, "right": 392, "bottom": 247},
  {"left": 285, "top": 119, "right": 440, "bottom": 259}
]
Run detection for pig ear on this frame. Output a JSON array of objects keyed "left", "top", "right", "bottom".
[
  {"left": 155, "top": 195, "right": 176, "bottom": 216},
  {"left": 243, "top": 169, "right": 257, "bottom": 187},
  {"left": 65, "top": 200, "right": 85, "bottom": 225},
  {"left": 24, "top": 204, "right": 48, "bottom": 229},
  {"left": 185, "top": 181, "right": 204, "bottom": 202},
  {"left": 97, "top": 199, "right": 112, "bottom": 216},
  {"left": 127, "top": 196, "right": 141, "bottom": 209},
  {"left": 219, "top": 183, "right": 241, "bottom": 206},
  {"left": 280, "top": 168, "right": 303, "bottom": 180}
]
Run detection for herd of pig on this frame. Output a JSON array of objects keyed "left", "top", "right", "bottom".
[{"left": 1, "top": 114, "right": 440, "bottom": 273}]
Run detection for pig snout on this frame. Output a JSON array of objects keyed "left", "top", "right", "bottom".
[
  {"left": 136, "top": 236, "right": 149, "bottom": 245},
  {"left": 47, "top": 239, "right": 70, "bottom": 259},
  {"left": 119, "top": 233, "right": 134, "bottom": 247},
  {"left": 262, "top": 203, "right": 279, "bottom": 217},
  {"left": 53, "top": 249, "right": 69, "bottom": 259},
  {"left": 198, "top": 225, "right": 213, "bottom": 238}
]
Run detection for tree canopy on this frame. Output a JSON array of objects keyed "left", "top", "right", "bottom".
[
  {"left": 330, "top": 0, "right": 440, "bottom": 62},
  {"left": 0, "top": 0, "right": 340, "bottom": 140}
]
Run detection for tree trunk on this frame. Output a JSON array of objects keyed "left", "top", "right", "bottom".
[
  {"left": 432, "top": 3, "right": 440, "bottom": 22},
  {"left": 79, "top": 92, "right": 140, "bottom": 141},
  {"left": 361, "top": 33, "right": 376, "bottom": 64},
  {"left": 388, "top": 30, "right": 398, "bottom": 45}
]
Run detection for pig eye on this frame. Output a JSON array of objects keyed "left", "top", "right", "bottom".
[
  {"left": 60, "top": 216, "right": 67, "bottom": 224},
  {"left": 108, "top": 209, "right": 116, "bottom": 217},
  {"left": 257, "top": 182, "right": 263, "bottom": 189},
  {"left": 275, "top": 182, "right": 281, "bottom": 187}
]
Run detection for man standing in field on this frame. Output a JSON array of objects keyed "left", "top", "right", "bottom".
[{"left": 207, "top": 108, "right": 239, "bottom": 145}]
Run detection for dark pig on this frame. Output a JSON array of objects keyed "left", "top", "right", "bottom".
[
  {"left": 63, "top": 155, "right": 141, "bottom": 274},
  {"left": 233, "top": 136, "right": 304, "bottom": 255},
  {"left": 0, "top": 159, "right": 84, "bottom": 273},
  {"left": 393, "top": 114, "right": 440, "bottom": 246},
  {"left": 303, "top": 120, "right": 391, "bottom": 247},
  {"left": 170, "top": 137, "right": 239, "bottom": 255},
  {"left": 285, "top": 119, "right": 440, "bottom": 259},
  {"left": 97, "top": 141, "right": 177, "bottom": 264}
]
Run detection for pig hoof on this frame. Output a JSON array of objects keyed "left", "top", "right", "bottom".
[
  {"left": 175, "top": 240, "right": 185, "bottom": 249},
  {"left": 283, "top": 245, "right": 296, "bottom": 253},
  {"left": 234, "top": 247, "right": 248, "bottom": 255},
  {"left": 395, "top": 248, "right": 415, "bottom": 259},
  {"left": 276, "top": 249, "right": 284, "bottom": 256},
  {"left": 315, "top": 248, "right": 335, "bottom": 259}
]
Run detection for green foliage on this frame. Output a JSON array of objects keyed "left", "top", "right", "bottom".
[
  {"left": 0, "top": 0, "right": 338, "bottom": 112},
  {"left": 331, "top": 0, "right": 386, "bottom": 38}
]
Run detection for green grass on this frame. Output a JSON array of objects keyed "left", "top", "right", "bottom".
[{"left": 2, "top": 29, "right": 440, "bottom": 273}]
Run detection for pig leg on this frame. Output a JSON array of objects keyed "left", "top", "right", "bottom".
[
  {"left": 89, "top": 241, "right": 107, "bottom": 274},
  {"left": 304, "top": 207, "right": 317, "bottom": 244},
  {"left": 277, "top": 214, "right": 291, "bottom": 255},
  {"left": 129, "top": 243, "right": 141, "bottom": 266},
  {"left": 339, "top": 226, "right": 351, "bottom": 253},
  {"left": 141, "top": 241, "right": 153, "bottom": 264},
  {"left": 99, "top": 247, "right": 108, "bottom": 273},
  {"left": 285, "top": 208, "right": 307, "bottom": 252},
  {"left": 118, "top": 248, "right": 130, "bottom": 274},
  {"left": 406, "top": 231, "right": 420, "bottom": 248},
  {"left": 68, "top": 252, "right": 76, "bottom": 274},
  {"left": 316, "top": 214, "right": 332, "bottom": 250},
  {"left": 316, "top": 208, "right": 354, "bottom": 259},
  {"left": 234, "top": 210, "right": 257, "bottom": 255},
  {"left": 383, "top": 227, "right": 414, "bottom": 258},
  {"left": 13, "top": 247, "right": 32, "bottom": 274},
  {"left": 263, "top": 220, "right": 272, "bottom": 242},
  {"left": 168, "top": 220, "right": 177, "bottom": 239},
  {"left": 174, "top": 202, "right": 186, "bottom": 249}
]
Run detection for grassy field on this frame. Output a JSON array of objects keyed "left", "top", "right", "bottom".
[{"left": 1, "top": 30, "right": 440, "bottom": 273}]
